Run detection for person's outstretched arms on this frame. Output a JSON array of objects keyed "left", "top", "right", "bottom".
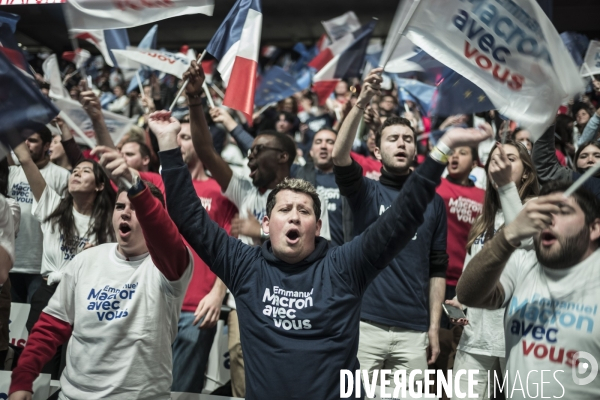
[
  {"left": 335, "top": 128, "right": 492, "bottom": 294},
  {"left": 332, "top": 68, "right": 382, "bottom": 167},
  {"left": 12, "top": 142, "right": 46, "bottom": 202},
  {"left": 151, "top": 111, "right": 252, "bottom": 292},
  {"left": 181, "top": 62, "right": 233, "bottom": 192},
  {"left": 456, "top": 194, "right": 563, "bottom": 309},
  {"left": 532, "top": 124, "right": 571, "bottom": 184}
]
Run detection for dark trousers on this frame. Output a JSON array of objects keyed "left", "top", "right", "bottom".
[
  {"left": 9, "top": 273, "right": 43, "bottom": 304},
  {"left": 26, "top": 281, "right": 66, "bottom": 379}
]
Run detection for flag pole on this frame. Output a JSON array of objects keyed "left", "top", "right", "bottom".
[
  {"left": 169, "top": 49, "right": 207, "bottom": 111},
  {"left": 380, "top": 0, "right": 422, "bottom": 70},
  {"left": 203, "top": 81, "right": 215, "bottom": 108},
  {"left": 583, "top": 63, "right": 595, "bottom": 79},
  {"left": 255, "top": 102, "right": 276, "bottom": 117},
  {"left": 210, "top": 83, "right": 225, "bottom": 99},
  {"left": 564, "top": 162, "right": 600, "bottom": 197},
  {"left": 136, "top": 71, "right": 150, "bottom": 114}
]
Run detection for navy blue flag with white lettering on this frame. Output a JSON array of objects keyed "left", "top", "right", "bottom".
[
  {"left": 255, "top": 66, "right": 302, "bottom": 107},
  {"left": 431, "top": 69, "right": 495, "bottom": 116},
  {"left": 0, "top": 51, "right": 60, "bottom": 149}
]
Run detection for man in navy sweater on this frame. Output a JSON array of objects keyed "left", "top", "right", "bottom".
[{"left": 153, "top": 87, "right": 491, "bottom": 400}]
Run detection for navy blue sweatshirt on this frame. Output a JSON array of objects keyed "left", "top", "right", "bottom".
[
  {"left": 160, "top": 148, "right": 446, "bottom": 400},
  {"left": 335, "top": 161, "right": 447, "bottom": 331}
]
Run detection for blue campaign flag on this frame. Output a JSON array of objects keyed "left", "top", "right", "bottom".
[
  {"left": 431, "top": 69, "right": 495, "bottom": 117},
  {"left": 0, "top": 11, "right": 19, "bottom": 33},
  {"left": 255, "top": 66, "right": 302, "bottom": 107},
  {"left": 0, "top": 51, "right": 59, "bottom": 148},
  {"left": 335, "top": 21, "right": 376, "bottom": 79},
  {"left": 392, "top": 76, "right": 435, "bottom": 114},
  {"left": 104, "top": 28, "right": 130, "bottom": 68},
  {"left": 0, "top": 23, "right": 30, "bottom": 77},
  {"left": 560, "top": 31, "right": 589, "bottom": 67},
  {"left": 137, "top": 25, "right": 158, "bottom": 50}
]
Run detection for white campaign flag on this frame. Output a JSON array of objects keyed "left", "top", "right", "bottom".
[
  {"left": 581, "top": 40, "right": 600, "bottom": 77},
  {"left": 52, "top": 97, "right": 134, "bottom": 147},
  {"left": 395, "top": 0, "right": 583, "bottom": 138},
  {"left": 42, "top": 54, "right": 69, "bottom": 99},
  {"left": 64, "top": 0, "right": 214, "bottom": 31},
  {"left": 72, "top": 30, "right": 115, "bottom": 67},
  {"left": 322, "top": 11, "right": 361, "bottom": 42},
  {"left": 381, "top": 1, "right": 422, "bottom": 73},
  {"left": 111, "top": 48, "right": 191, "bottom": 79}
]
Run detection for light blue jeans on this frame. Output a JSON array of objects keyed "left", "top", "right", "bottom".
[{"left": 171, "top": 311, "right": 217, "bottom": 393}]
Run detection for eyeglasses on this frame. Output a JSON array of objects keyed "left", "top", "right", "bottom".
[{"left": 248, "top": 144, "right": 284, "bottom": 157}]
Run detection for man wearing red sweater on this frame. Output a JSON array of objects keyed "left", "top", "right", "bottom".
[{"left": 9, "top": 166, "right": 193, "bottom": 399}]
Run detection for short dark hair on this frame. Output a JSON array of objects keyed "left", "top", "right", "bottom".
[
  {"left": 278, "top": 111, "right": 295, "bottom": 125},
  {"left": 118, "top": 180, "right": 165, "bottom": 207},
  {"left": 540, "top": 181, "right": 600, "bottom": 227},
  {"left": 266, "top": 178, "right": 321, "bottom": 221},
  {"left": 122, "top": 139, "right": 151, "bottom": 160},
  {"left": 258, "top": 131, "right": 297, "bottom": 169},
  {"left": 33, "top": 125, "right": 53, "bottom": 145},
  {"left": 376, "top": 116, "right": 416, "bottom": 148}
]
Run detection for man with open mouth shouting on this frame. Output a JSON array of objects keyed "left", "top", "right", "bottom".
[
  {"left": 9, "top": 153, "right": 193, "bottom": 400},
  {"left": 153, "top": 62, "right": 492, "bottom": 400}
]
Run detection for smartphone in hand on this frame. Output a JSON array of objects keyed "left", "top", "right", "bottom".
[{"left": 442, "top": 303, "right": 466, "bottom": 320}]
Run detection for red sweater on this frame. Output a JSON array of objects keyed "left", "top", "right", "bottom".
[{"left": 436, "top": 178, "right": 485, "bottom": 286}]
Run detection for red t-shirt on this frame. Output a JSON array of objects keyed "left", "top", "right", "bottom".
[
  {"left": 181, "top": 178, "right": 238, "bottom": 312},
  {"left": 351, "top": 151, "right": 381, "bottom": 180},
  {"left": 436, "top": 178, "right": 485, "bottom": 286},
  {"left": 140, "top": 172, "right": 238, "bottom": 312}
]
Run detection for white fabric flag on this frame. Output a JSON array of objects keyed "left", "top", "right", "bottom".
[
  {"left": 42, "top": 54, "right": 70, "bottom": 99},
  {"left": 581, "top": 40, "right": 600, "bottom": 77},
  {"left": 72, "top": 30, "right": 115, "bottom": 67},
  {"left": 52, "top": 97, "right": 134, "bottom": 147},
  {"left": 381, "top": 1, "right": 422, "bottom": 73},
  {"left": 111, "top": 48, "right": 191, "bottom": 79},
  {"left": 322, "top": 11, "right": 361, "bottom": 42},
  {"left": 64, "top": 0, "right": 214, "bottom": 32},
  {"left": 397, "top": 0, "right": 584, "bottom": 138}
]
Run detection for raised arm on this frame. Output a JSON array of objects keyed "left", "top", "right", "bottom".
[
  {"left": 79, "top": 81, "right": 116, "bottom": 149},
  {"left": 579, "top": 109, "right": 600, "bottom": 146},
  {"left": 456, "top": 194, "right": 563, "bottom": 308},
  {"left": 182, "top": 62, "right": 233, "bottom": 192},
  {"left": 531, "top": 124, "right": 572, "bottom": 184},
  {"left": 332, "top": 68, "right": 382, "bottom": 167},
  {"left": 210, "top": 107, "right": 254, "bottom": 155},
  {"left": 56, "top": 115, "right": 86, "bottom": 167},
  {"left": 12, "top": 142, "right": 46, "bottom": 202}
]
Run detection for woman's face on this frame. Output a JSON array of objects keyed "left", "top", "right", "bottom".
[
  {"left": 113, "top": 86, "right": 124, "bottom": 97},
  {"left": 514, "top": 130, "right": 532, "bottom": 152},
  {"left": 488, "top": 144, "right": 526, "bottom": 189},
  {"left": 49, "top": 135, "right": 65, "bottom": 162},
  {"left": 69, "top": 161, "right": 101, "bottom": 195},
  {"left": 576, "top": 109, "right": 590, "bottom": 126},
  {"left": 282, "top": 98, "right": 295, "bottom": 113},
  {"left": 576, "top": 144, "right": 600, "bottom": 170}
]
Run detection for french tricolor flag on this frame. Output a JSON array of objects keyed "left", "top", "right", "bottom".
[
  {"left": 206, "top": 0, "right": 262, "bottom": 124},
  {"left": 312, "top": 22, "right": 375, "bottom": 105}
]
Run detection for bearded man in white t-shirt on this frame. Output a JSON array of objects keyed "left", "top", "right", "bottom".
[
  {"left": 457, "top": 181, "right": 600, "bottom": 399},
  {"left": 8, "top": 160, "right": 193, "bottom": 400},
  {"left": 8, "top": 128, "right": 70, "bottom": 303}
]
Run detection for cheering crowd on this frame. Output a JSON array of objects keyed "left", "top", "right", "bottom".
[{"left": 1, "top": 43, "right": 600, "bottom": 400}]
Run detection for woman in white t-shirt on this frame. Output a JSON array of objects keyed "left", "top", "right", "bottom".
[
  {"left": 447, "top": 140, "right": 539, "bottom": 400},
  {"left": 12, "top": 142, "right": 115, "bottom": 377}
]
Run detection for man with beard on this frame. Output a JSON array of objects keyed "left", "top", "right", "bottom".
[
  {"left": 457, "top": 181, "right": 600, "bottom": 399},
  {"left": 333, "top": 68, "right": 448, "bottom": 394},
  {"left": 8, "top": 128, "right": 70, "bottom": 303},
  {"left": 177, "top": 61, "right": 329, "bottom": 398}
]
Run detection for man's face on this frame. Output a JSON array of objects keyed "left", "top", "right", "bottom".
[
  {"left": 534, "top": 196, "right": 594, "bottom": 269},
  {"left": 366, "top": 130, "right": 376, "bottom": 155},
  {"left": 263, "top": 190, "right": 321, "bottom": 264},
  {"left": 25, "top": 133, "right": 50, "bottom": 163},
  {"left": 177, "top": 123, "right": 200, "bottom": 166},
  {"left": 247, "top": 135, "right": 284, "bottom": 188},
  {"left": 309, "top": 130, "right": 336, "bottom": 171},
  {"left": 379, "top": 96, "right": 396, "bottom": 112},
  {"left": 113, "top": 192, "right": 147, "bottom": 256},
  {"left": 576, "top": 144, "right": 600, "bottom": 171},
  {"left": 121, "top": 142, "right": 149, "bottom": 172},
  {"left": 275, "top": 114, "right": 293, "bottom": 134},
  {"left": 374, "top": 124, "right": 416, "bottom": 174}
]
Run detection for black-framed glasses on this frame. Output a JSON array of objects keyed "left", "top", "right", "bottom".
[{"left": 248, "top": 144, "right": 284, "bottom": 157}]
